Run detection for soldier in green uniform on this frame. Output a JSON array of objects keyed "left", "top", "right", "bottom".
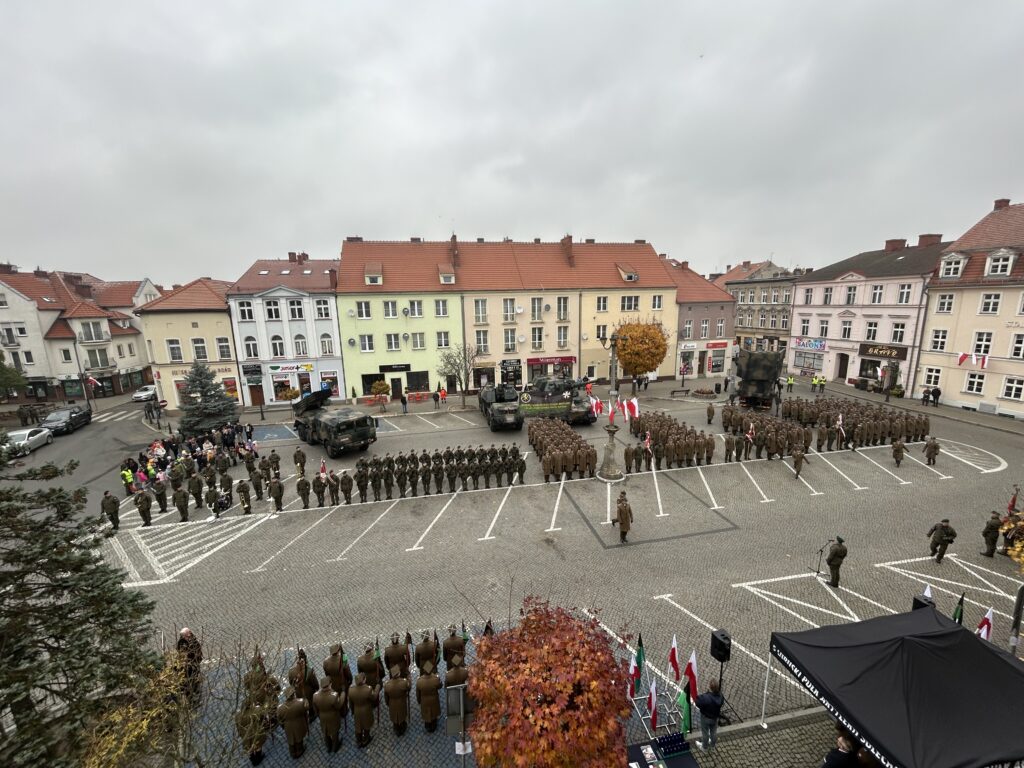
[
  {"left": 382, "top": 465, "right": 394, "bottom": 500},
  {"left": 293, "top": 446, "right": 306, "bottom": 477},
  {"left": 827, "top": 423, "right": 837, "bottom": 452},
  {"left": 419, "top": 462, "right": 432, "bottom": 495},
  {"left": 458, "top": 461, "right": 470, "bottom": 491},
  {"left": 792, "top": 447, "right": 807, "bottom": 479},
  {"left": 355, "top": 466, "right": 368, "bottom": 503},
  {"left": 237, "top": 477, "right": 252, "bottom": 514},
  {"left": 327, "top": 470, "right": 340, "bottom": 505},
  {"left": 322, "top": 643, "right": 353, "bottom": 699},
  {"left": 235, "top": 696, "right": 271, "bottom": 765},
  {"left": 615, "top": 490, "right": 632, "bottom": 544},
  {"left": 981, "top": 511, "right": 1001, "bottom": 557},
  {"left": 517, "top": 454, "right": 527, "bottom": 484},
  {"left": 172, "top": 487, "right": 189, "bottom": 522},
  {"left": 277, "top": 687, "right": 310, "bottom": 758},
  {"left": 723, "top": 433, "right": 735, "bottom": 463},
  {"left": 150, "top": 477, "right": 167, "bottom": 514},
  {"left": 268, "top": 449, "right": 281, "bottom": 476},
  {"left": 480, "top": 455, "right": 493, "bottom": 489},
  {"left": 101, "top": 490, "right": 120, "bottom": 532},
  {"left": 219, "top": 471, "right": 233, "bottom": 507},
  {"left": 134, "top": 490, "right": 153, "bottom": 527},
  {"left": 622, "top": 444, "right": 633, "bottom": 474},
  {"left": 392, "top": 464, "right": 405, "bottom": 498},
  {"left": 826, "top": 536, "right": 847, "bottom": 588},
  {"left": 348, "top": 673, "right": 378, "bottom": 749},
  {"left": 892, "top": 438, "right": 905, "bottom": 468},
  {"left": 432, "top": 461, "right": 445, "bottom": 494},
  {"left": 416, "top": 661, "right": 442, "bottom": 732},
  {"left": 258, "top": 455, "right": 271, "bottom": 483},
  {"left": 249, "top": 469, "right": 264, "bottom": 501},
  {"left": 927, "top": 518, "right": 956, "bottom": 563},
  {"left": 446, "top": 461, "right": 457, "bottom": 493},
  {"left": 296, "top": 475, "right": 311, "bottom": 509},
  {"left": 465, "top": 457, "right": 477, "bottom": 490},
  {"left": 408, "top": 461, "right": 419, "bottom": 497},
  {"left": 312, "top": 474, "right": 326, "bottom": 507},
  {"left": 204, "top": 485, "right": 220, "bottom": 517},
  {"left": 339, "top": 470, "right": 353, "bottom": 504},
  {"left": 367, "top": 465, "right": 380, "bottom": 502},
  {"left": 923, "top": 437, "right": 940, "bottom": 466},
  {"left": 269, "top": 474, "right": 284, "bottom": 512},
  {"left": 384, "top": 665, "right": 411, "bottom": 736},
  {"left": 169, "top": 461, "right": 185, "bottom": 492},
  {"left": 202, "top": 463, "right": 216, "bottom": 491}
]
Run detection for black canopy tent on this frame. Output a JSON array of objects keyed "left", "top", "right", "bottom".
[{"left": 763, "top": 609, "right": 1024, "bottom": 768}]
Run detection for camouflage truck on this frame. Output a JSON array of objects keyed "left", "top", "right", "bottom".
[
  {"left": 293, "top": 389, "right": 377, "bottom": 457},
  {"left": 477, "top": 383, "right": 525, "bottom": 431},
  {"left": 478, "top": 376, "right": 596, "bottom": 428},
  {"left": 735, "top": 349, "right": 784, "bottom": 409}
]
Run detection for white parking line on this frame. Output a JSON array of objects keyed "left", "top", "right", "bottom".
[
  {"left": 740, "top": 462, "right": 774, "bottom": 503},
  {"left": 545, "top": 474, "right": 566, "bottom": 532},
  {"left": 903, "top": 453, "right": 952, "bottom": 479},
  {"left": 108, "top": 535, "right": 141, "bottom": 583},
  {"left": 131, "top": 529, "right": 168, "bottom": 580},
  {"left": 813, "top": 451, "right": 867, "bottom": 491},
  {"left": 602, "top": 481, "right": 613, "bottom": 525},
  {"left": 779, "top": 458, "right": 822, "bottom": 495},
  {"left": 479, "top": 481, "right": 517, "bottom": 541},
  {"left": 379, "top": 418, "right": 404, "bottom": 432},
  {"left": 332, "top": 500, "right": 400, "bottom": 561},
  {"left": 943, "top": 439, "right": 1007, "bottom": 474},
  {"left": 696, "top": 466, "right": 722, "bottom": 510},
  {"left": 652, "top": 468, "right": 667, "bottom": 517},
  {"left": 416, "top": 415, "right": 441, "bottom": 429},
  {"left": 407, "top": 493, "right": 460, "bottom": 551},
  {"left": 854, "top": 450, "right": 910, "bottom": 485},
  {"left": 581, "top": 607, "right": 682, "bottom": 696},
  {"left": 164, "top": 515, "right": 271, "bottom": 580},
  {"left": 250, "top": 505, "right": 342, "bottom": 572},
  {"left": 447, "top": 412, "right": 476, "bottom": 426}
]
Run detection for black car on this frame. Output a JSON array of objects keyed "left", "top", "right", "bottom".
[{"left": 41, "top": 405, "right": 92, "bottom": 435}]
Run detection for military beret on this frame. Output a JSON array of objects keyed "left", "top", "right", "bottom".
[{"left": 941, "top": 518, "right": 949, "bottom": 523}]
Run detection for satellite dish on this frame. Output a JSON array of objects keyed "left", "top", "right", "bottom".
[
  {"left": 347, "top": 309, "right": 355, "bottom": 317},
  {"left": 347, "top": 338, "right": 356, "bottom": 346},
  {"left": 517, "top": 334, "right": 525, "bottom": 343},
  {"left": 543, "top": 304, "right": 551, "bottom": 312}
]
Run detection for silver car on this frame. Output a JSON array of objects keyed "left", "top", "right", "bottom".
[{"left": 7, "top": 427, "right": 54, "bottom": 456}]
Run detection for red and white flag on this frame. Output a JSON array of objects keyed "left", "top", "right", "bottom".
[
  {"left": 628, "top": 652, "right": 639, "bottom": 697},
  {"left": 628, "top": 397, "right": 640, "bottom": 419},
  {"left": 980, "top": 355, "right": 989, "bottom": 370},
  {"left": 683, "top": 650, "right": 699, "bottom": 704},
  {"left": 87, "top": 376, "right": 100, "bottom": 387},
  {"left": 745, "top": 424, "right": 755, "bottom": 443},
  {"left": 319, "top": 458, "right": 327, "bottom": 477},
  {"left": 668, "top": 635, "right": 680, "bottom": 681},
  {"left": 618, "top": 397, "right": 629, "bottom": 423},
  {"left": 647, "top": 678, "right": 658, "bottom": 730},
  {"left": 957, "top": 352, "right": 969, "bottom": 366},
  {"left": 608, "top": 401, "right": 616, "bottom": 425},
  {"left": 1009, "top": 489, "right": 1018, "bottom": 513},
  {"left": 643, "top": 431, "right": 652, "bottom": 455},
  {"left": 972, "top": 352, "right": 978, "bottom": 365},
  {"left": 977, "top": 608, "right": 994, "bottom": 641},
  {"left": 589, "top": 396, "right": 601, "bottom": 416}
]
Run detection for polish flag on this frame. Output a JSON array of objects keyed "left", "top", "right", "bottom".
[
  {"left": 972, "top": 352, "right": 978, "bottom": 365},
  {"left": 958, "top": 352, "right": 969, "bottom": 366},
  {"left": 589, "top": 396, "right": 601, "bottom": 416},
  {"left": 668, "top": 635, "right": 680, "bottom": 681},
  {"left": 319, "top": 458, "right": 327, "bottom": 476},
  {"left": 628, "top": 397, "right": 640, "bottom": 419},
  {"left": 981, "top": 355, "right": 989, "bottom": 370},
  {"left": 618, "top": 398, "right": 629, "bottom": 423},
  {"left": 643, "top": 431, "right": 652, "bottom": 455},
  {"left": 608, "top": 402, "right": 616, "bottom": 425},
  {"left": 87, "top": 376, "right": 100, "bottom": 387},
  {"left": 976, "top": 608, "right": 994, "bottom": 641},
  {"left": 1009, "top": 489, "right": 1018, "bottom": 513},
  {"left": 682, "top": 651, "right": 699, "bottom": 706},
  {"left": 628, "top": 652, "right": 639, "bottom": 697},
  {"left": 647, "top": 677, "right": 658, "bottom": 730}
]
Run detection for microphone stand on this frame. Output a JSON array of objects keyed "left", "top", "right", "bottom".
[{"left": 810, "top": 540, "right": 832, "bottom": 577}]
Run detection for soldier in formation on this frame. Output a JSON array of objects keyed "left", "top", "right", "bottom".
[
  {"left": 528, "top": 420, "right": 595, "bottom": 482},
  {"left": 624, "top": 411, "right": 718, "bottom": 472}
]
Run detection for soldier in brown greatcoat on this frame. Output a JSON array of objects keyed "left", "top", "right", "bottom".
[
  {"left": 414, "top": 630, "right": 438, "bottom": 673},
  {"left": 384, "top": 665, "right": 411, "bottom": 736},
  {"left": 623, "top": 444, "right": 634, "bottom": 474},
  {"left": 322, "top": 644, "right": 353, "bottom": 711},
  {"left": 356, "top": 642, "right": 385, "bottom": 689},
  {"left": 616, "top": 490, "right": 633, "bottom": 544},
  {"left": 312, "top": 676, "right": 346, "bottom": 753},
  {"left": 287, "top": 649, "right": 319, "bottom": 723},
  {"left": 235, "top": 696, "right": 272, "bottom": 765},
  {"left": 384, "top": 632, "right": 411, "bottom": 679},
  {"left": 445, "top": 654, "right": 469, "bottom": 687},
  {"left": 442, "top": 625, "right": 465, "bottom": 666},
  {"left": 416, "top": 661, "right": 442, "bottom": 732},
  {"left": 277, "top": 687, "right": 310, "bottom": 759},
  {"left": 348, "top": 672, "right": 379, "bottom": 748}
]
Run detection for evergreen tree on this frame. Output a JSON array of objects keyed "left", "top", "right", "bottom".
[
  {"left": 0, "top": 350, "right": 27, "bottom": 393},
  {"left": 178, "top": 362, "right": 238, "bottom": 436},
  {"left": 0, "top": 434, "right": 156, "bottom": 766}
]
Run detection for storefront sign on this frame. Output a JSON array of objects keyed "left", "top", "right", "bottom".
[
  {"left": 500, "top": 359, "right": 522, "bottom": 370},
  {"left": 379, "top": 364, "right": 411, "bottom": 373},
  {"left": 681, "top": 343, "right": 697, "bottom": 350},
  {"left": 858, "top": 343, "right": 908, "bottom": 361},
  {"left": 268, "top": 363, "right": 314, "bottom": 373},
  {"left": 526, "top": 356, "right": 576, "bottom": 365},
  {"left": 171, "top": 366, "right": 233, "bottom": 376},
  {"left": 242, "top": 363, "right": 263, "bottom": 377},
  {"left": 792, "top": 337, "right": 828, "bottom": 352},
  {"left": 706, "top": 341, "right": 729, "bottom": 350}
]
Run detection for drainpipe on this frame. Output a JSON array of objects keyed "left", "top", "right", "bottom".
[
  {"left": 908, "top": 275, "right": 929, "bottom": 394},
  {"left": 577, "top": 290, "right": 583, "bottom": 379}
]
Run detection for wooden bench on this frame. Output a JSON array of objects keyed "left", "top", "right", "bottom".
[{"left": 670, "top": 388, "right": 691, "bottom": 397}]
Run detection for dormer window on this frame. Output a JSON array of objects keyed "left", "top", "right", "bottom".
[
  {"left": 366, "top": 275, "right": 381, "bottom": 285},
  {"left": 986, "top": 249, "right": 1015, "bottom": 277},
  {"left": 438, "top": 262, "right": 455, "bottom": 285},
  {"left": 616, "top": 263, "right": 639, "bottom": 282},
  {"left": 939, "top": 255, "right": 963, "bottom": 278},
  {"left": 365, "top": 261, "right": 383, "bottom": 286},
  {"left": 440, "top": 274, "right": 455, "bottom": 284}
]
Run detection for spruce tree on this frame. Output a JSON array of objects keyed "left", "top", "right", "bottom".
[
  {"left": 0, "top": 434, "right": 156, "bottom": 766},
  {"left": 178, "top": 361, "right": 239, "bottom": 437}
]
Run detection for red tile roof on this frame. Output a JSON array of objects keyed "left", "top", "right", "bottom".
[
  {"left": 0, "top": 272, "right": 65, "bottom": 310},
  {"left": 109, "top": 322, "right": 140, "bottom": 336},
  {"left": 61, "top": 301, "right": 112, "bottom": 319},
  {"left": 663, "top": 259, "right": 736, "bottom": 303},
  {"left": 43, "top": 319, "right": 75, "bottom": 339},
  {"left": 712, "top": 261, "right": 770, "bottom": 289},
  {"left": 228, "top": 258, "right": 338, "bottom": 295},
  {"left": 91, "top": 280, "right": 143, "bottom": 307},
  {"left": 945, "top": 202, "right": 1024, "bottom": 253},
  {"left": 337, "top": 237, "right": 676, "bottom": 292},
  {"left": 136, "top": 278, "right": 232, "bottom": 313}
]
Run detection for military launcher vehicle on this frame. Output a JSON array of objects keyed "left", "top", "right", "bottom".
[
  {"left": 293, "top": 389, "right": 377, "bottom": 456},
  {"left": 477, "top": 383, "right": 524, "bottom": 431},
  {"left": 478, "top": 376, "right": 596, "bottom": 430},
  {"left": 735, "top": 349, "right": 784, "bottom": 409}
]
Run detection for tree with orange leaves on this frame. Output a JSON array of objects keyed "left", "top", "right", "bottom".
[{"left": 468, "top": 597, "right": 632, "bottom": 767}]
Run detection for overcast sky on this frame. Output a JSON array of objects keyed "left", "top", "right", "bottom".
[{"left": 2, "top": 2, "right": 1022, "bottom": 285}]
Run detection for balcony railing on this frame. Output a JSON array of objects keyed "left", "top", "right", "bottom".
[
  {"left": 78, "top": 332, "right": 111, "bottom": 344},
  {"left": 1, "top": 336, "right": 18, "bottom": 347}
]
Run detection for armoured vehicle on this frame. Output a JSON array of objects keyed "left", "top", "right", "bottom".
[
  {"left": 478, "top": 377, "right": 596, "bottom": 429},
  {"left": 735, "top": 349, "right": 784, "bottom": 409},
  {"left": 477, "top": 383, "right": 524, "bottom": 431},
  {"left": 293, "top": 389, "right": 377, "bottom": 456}
]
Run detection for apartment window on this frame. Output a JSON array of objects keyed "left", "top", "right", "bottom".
[
  {"left": 409, "top": 300, "right": 423, "bottom": 318},
  {"left": 819, "top": 320, "right": 830, "bottom": 337},
  {"left": 128, "top": 343, "right": 135, "bottom": 356},
  {"left": 411, "top": 332, "right": 425, "bottom": 350},
  {"left": 386, "top": 333, "right": 400, "bottom": 351},
  {"left": 244, "top": 336, "right": 259, "bottom": 358},
  {"left": 595, "top": 324, "right": 607, "bottom": 341},
  {"left": 924, "top": 367, "right": 941, "bottom": 387},
  {"left": 822, "top": 287, "right": 833, "bottom": 305},
  {"left": 356, "top": 301, "right": 371, "bottom": 319},
  {"left": 503, "top": 298, "right": 516, "bottom": 323},
  {"left": 652, "top": 295, "right": 663, "bottom": 311},
  {"left": 265, "top": 300, "right": 280, "bottom": 320},
  {"left": 475, "top": 330, "right": 489, "bottom": 353},
  {"left": 238, "top": 301, "right": 254, "bottom": 321},
  {"left": 320, "top": 334, "right": 335, "bottom": 356},
  {"left": 737, "top": 290, "right": 745, "bottom": 304},
  {"left": 988, "top": 255, "right": 1012, "bottom": 276},
  {"left": 532, "top": 327, "right": 544, "bottom": 350},
  {"left": 864, "top": 321, "right": 877, "bottom": 341},
  {"left": 841, "top": 320, "right": 852, "bottom": 340},
  {"left": 980, "top": 293, "right": 1002, "bottom": 314},
  {"left": 931, "top": 330, "right": 947, "bottom": 351},
  {"left": 781, "top": 313, "right": 789, "bottom": 330},
  {"left": 192, "top": 338, "right": 208, "bottom": 361},
  {"left": 800, "top": 318, "right": 810, "bottom": 336},
  {"left": 1012, "top": 334, "right": 1024, "bottom": 359},
  {"left": 758, "top": 311, "right": 766, "bottom": 329},
  {"left": 216, "top": 337, "right": 232, "bottom": 359},
  {"left": 383, "top": 300, "right": 397, "bottom": 319},
  {"left": 769, "top": 314, "right": 777, "bottom": 329},
  {"left": 621, "top": 295, "right": 639, "bottom": 312},
  {"left": 683, "top": 320, "right": 692, "bottom": 339},
  {"left": 803, "top": 288, "right": 813, "bottom": 305},
  {"left": 436, "top": 331, "right": 450, "bottom": 349},
  {"left": 435, "top": 299, "right": 448, "bottom": 317},
  {"left": 502, "top": 328, "right": 516, "bottom": 353},
  {"left": 965, "top": 372, "right": 985, "bottom": 394},
  {"left": 0, "top": 293, "right": 6, "bottom": 307},
  {"left": 941, "top": 259, "right": 963, "bottom": 278},
  {"left": 167, "top": 338, "right": 183, "bottom": 362},
  {"left": 23, "top": 351, "right": 33, "bottom": 365},
  {"left": 315, "top": 299, "right": 331, "bottom": 319},
  {"left": 359, "top": 334, "right": 374, "bottom": 352},
  {"left": 760, "top": 289, "right": 769, "bottom": 304},
  {"left": 891, "top": 323, "right": 906, "bottom": 344},
  {"left": 474, "top": 299, "right": 487, "bottom": 323},
  {"left": 86, "top": 349, "right": 109, "bottom": 368},
  {"left": 845, "top": 286, "right": 857, "bottom": 305},
  {"left": 531, "top": 297, "right": 543, "bottom": 322},
  {"left": 782, "top": 288, "right": 791, "bottom": 304},
  {"left": 293, "top": 334, "right": 307, "bottom": 356},
  {"left": 288, "top": 299, "right": 304, "bottom": 320},
  {"left": 897, "top": 284, "right": 912, "bottom": 304},
  {"left": 596, "top": 296, "right": 608, "bottom": 312},
  {"left": 936, "top": 294, "right": 953, "bottom": 313},
  {"left": 974, "top": 331, "right": 992, "bottom": 355},
  {"left": 716, "top": 319, "right": 724, "bottom": 338},
  {"left": 116, "top": 344, "right": 124, "bottom": 358},
  {"left": 1003, "top": 377, "right": 1024, "bottom": 401},
  {"left": 701, "top": 319, "right": 710, "bottom": 339},
  {"left": 557, "top": 326, "right": 568, "bottom": 348},
  {"left": 81, "top": 321, "right": 104, "bottom": 341},
  {"left": 871, "top": 285, "right": 883, "bottom": 304},
  {"left": 271, "top": 335, "right": 285, "bottom": 357},
  {"left": 61, "top": 348, "right": 72, "bottom": 363},
  {"left": 771, "top": 288, "right": 779, "bottom": 304},
  {"left": 557, "top": 296, "right": 569, "bottom": 320},
  {"left": 15, "top": 325, "right": 26, "bottom": 336}
]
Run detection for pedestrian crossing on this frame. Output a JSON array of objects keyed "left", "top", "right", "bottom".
[{"left": 92, "top": 409, "right": 144, "bottom": 423}]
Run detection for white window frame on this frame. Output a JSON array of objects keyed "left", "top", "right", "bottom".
[
  {"left": 288, "top": 299, "right": 304, "bottom": 320},
  {"left": 819, "top": 320, "right": 829, "bottom": 338},
  {"left": 940, "top": 258, "right": 963, "bottom": 278},
  {"left": 265, "top": 300, "right": 280, "bottom": 320},
  {"left": 1002, "top": 376, "right": 1024, "bottom": 401},
  {"left": 320, "top": 334, "right": 335, "bottom": 356},
  {"left": 409, "top": 300, "right": 423, "bottom": 318},
  {"left": 987, "top": 254, "right": 1013, "bottom": 276},
  {"left": 411, "top": 332, "right": 425, "bottom": 350},
  {"left": 359, "top": 334, "right": 374, "bottom": 352},
  {"left": 167, "top": 338, "right": 183, "bottom": 363},
  {"left": 60, "top": 348, "right": 72, "bottom": 363},
  {"left": 435, "top": 299, "right": 448, "bottom": 317},
  {"left": 924, "top": 367, "right": 941, "bottom": 387},
  {"left": 844, "top": 286, "right": 856, "bottom": 305},
  {"left": 965, "top": 371, "right": 985, "bottom": 395},
  {"left": 293, "top": 335, "right": 307, "bottom": 357},
  {"left": 803, "top": 288, "right": 813, "bottom": 305},
  {"left": 716, "top": 319, "right": 724, "bottom": 338},
  {"left": 270, "top": 335, "right": 285, "bottom": 357},
  {"left": 652, "top": 295, "right": 663, "bottom": 310},
  {"left": 871, "top": 285, "right": 883, "bottom": 304},
  {"left": 596, "top": 296, "right": 608, "bottom": 313},
  {"left": 758, "top": 311, "right": 766, "bottom": 329},
  {"left": 557, "top": 296, "right": 569, "bottom": 321},
  {"left": 191, "top": 337, "right": 208, "bottom": 361},
  {"left": 504, "top": 328, "right": 516, "bottom": 353},
  {"left": 781, "top": 314, "right": 789, "bottom": 330},
  {"left": 315, "top": 299, "right": 331, "bottom": 319},
  {"left": 799, "top": 318, "right": 810, "bottom": 336},
  {"left": 383, "top": 300, "right": 397, "bottom": 319},
  {"left": 238, "top": 301, "right": 254, "bottom": 321},
  {"left": 503, "top": 298, "right": 516, "bottom": 323},
  {"left": 531, "top": 297, "right": 543, "bottom": 322},
  {"left": 822, "top": 287, "right": 833, "bottom": 305},
  {"left": 891, "top": 323, "right": 906, "bottom": 344},
  {"left": 701, "top": 319, "right": 710, "bottom": 339},
  {"left": 979, "top": 293, "right": 1002, "bottom": 314},
  {"left": 436, "top": 331, "right": 450, "bottom": 349},
  {"left": 1012, "top": 333, "right": 1024, "bottom": 359},
  {"left": 620, "top": 295, "right": 639, "bottom": 312},
  {"left": 385, "top": 333, "right": 400, "bottom": 352},
  {"left": 683, "top": 320, "right": 692, "bottom": 339},
  {"left": 474, "top": 299, "right": 487, "bottom": 324},
  {"left": 557, "top": 326, "right": 568, "bottom": 348},
  {"left": 930, "top": 329, "right": 947, "bottom": 351},
  {"left": 356, "top": 301, "right": 371, "bottom": 319},
  {"left": 244, "top": 336, "right": 259, "bottom": 358},
  {"left": 974, "top": 331, "right": 992, "bottom": 355},
  {"left": 840, "top": 320, "right": 852, "bottom": 340},
  {"left": 936, "top": 294, "right": 954, "bottom": 314},
  {"left": 475, "top": 329, "right": 488, "bottom": 353},
  {"left": 897, "top": 284, "right": 912, "bottom": 304},
  {"left": 532, "top": 327, "right": 544, "bottom": 350},
  {"left": 865, "top": 321, "right": 878, "bottom": 342},
  {"left": 216, "top": 337, "right": 232, "bottom": 359},
  {"left": 595, "top": 324, "right": 607, "bottom": 342}
]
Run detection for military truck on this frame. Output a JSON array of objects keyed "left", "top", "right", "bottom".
[
  {"left": 735, "top": 349, "right": 784, "bottom": 409},
  {"left": 293, "top": 389, "right": 377, "bottom": 456},
  {"left": 477, "top": 383, "right": 525, "bottom": 431}
]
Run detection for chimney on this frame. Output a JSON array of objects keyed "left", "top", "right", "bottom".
[
  {"left": 742, "top": 260, "right": 751, "bottom": 267},
  {"left": 448, "top": 233, "right": 459, "bottom": 267},
  {"left": 725, "top": 264, "right": 732, "bottom": 271},
  {"left": 476, "top": 237, "right": 484, "bottom": 243},
  {"left": 328, "top": 268, "right": 338, "bottom": 290},
  {"left": 917, "top": 234, "right": 943, "bottom": 247},
  {"left": 994, "top": 198, "right": 1011, "bottom": 211},
  {"left": 0, "top": 264, "right": 16, "bottom": 274},
  {"left": 33, "top": 268, "right": 48, "bottom": 278},
  {"left": 804, "top": 267, "right": 814, "bottom": 274},
  {"left": 297, "top": 252, "right": 309, "bottom": 265},
  {"left": 171, "top": 284, "right": 182, "bottom": 290},
  {"left": 633, "top": 239, "right": 646, "bottom": 244},
  {"left": 410, "top": 237, "right": 422, "bottom": 243},
  {"left": 74, "top": 283, "right": 93, "bottom": 299},
  {"left": 560, "top": 234, "right": 574, "bottom": 267},
  {"left": 345, "top": 236, "right": 363, "bottom": 242},
  {"left": 884, "top": 238, "right": 907, "bottom": 252},
  {"left": 288, "top": 251, "right": 297, "bottom": 262},
  {"left": 533, "top": 237, "right": 541, "bottom": 243},
  {"left": 585, "top": 238, "right": 595, "bottom": 244},
  {"left": 680, "top": 261, "right": 689, "bottom": 270}
]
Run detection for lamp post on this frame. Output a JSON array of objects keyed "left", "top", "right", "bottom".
[{"left": 596, "top": 332, "right": 628, "bottom": 482}]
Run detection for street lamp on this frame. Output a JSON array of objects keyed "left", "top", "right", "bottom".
[{"left": 595, "top": 332, "right": 629, "bottom": 482}]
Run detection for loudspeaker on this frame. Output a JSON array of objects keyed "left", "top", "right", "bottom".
[
  {"left": 912, "top": 595, "right": 935, "bottom": 611},
  {"left": 710, "top": 629, "right": 732, "bottom": 663}
]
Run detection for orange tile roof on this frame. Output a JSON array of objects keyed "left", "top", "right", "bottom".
[
  {"left": 0, "top": 272, "right": 65, "bottom": 309},
  {"left": 663, "top": 259, "right": 737, "bottom": 303},
  {"left": 228, "top": 258, "right": 338, "bottom": 295},
  {"left": 43, "top": 319, "right": 75, "bottom": 339},
  {"left": 61, "top": 301, "right": 112, "bottom": 319},
  {"left": 109, "top": 322, "right": 140, "bottom": 336},
  {"left": 91, "top": 280, "right": 143, "bottom": 307},
  {"left": 712, "top": 261, "right": 770, "bottom": 289},
  {"left": 137, "top": 278, "right": 232, "bottom": 313},
  {"left": 338, "top": 237, "right": 676, "bottom": 292},
  {"left": 945, "top": 202, "right": 1024, "bottom": 253}
]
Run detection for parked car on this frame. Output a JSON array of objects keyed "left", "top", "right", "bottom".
[
  {"left": 41, "top": 405, "right": 92, "bottom": 435},
  {"left": 131, "top": 384, "right": 157, "bottom": 402},
  {"left": 6, "top": 427, "right": 53, "bottom": 456}
]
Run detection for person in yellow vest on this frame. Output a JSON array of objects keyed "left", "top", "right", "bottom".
[{"left": 786, "top": 375, "right": 795, "bottom": 393}]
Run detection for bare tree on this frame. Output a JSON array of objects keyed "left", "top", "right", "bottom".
[{"left": 437, "top": 344, "right": 482, "bottom": 407}]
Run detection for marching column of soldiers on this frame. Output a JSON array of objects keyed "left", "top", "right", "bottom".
[
  {"left": 528, "top": 419, "right": 598, "bottom": 482},
  {"left": 234, "top": 624, "right": 481, "bottom": 763}
]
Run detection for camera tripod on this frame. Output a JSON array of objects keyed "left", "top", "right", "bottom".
[{"left": 716, "top": 660, "right": 743, "bottom": 725}]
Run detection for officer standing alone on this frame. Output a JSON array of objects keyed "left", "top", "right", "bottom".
[{"left": 826, "top": 536, "right": 847, "bottom": 588}]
